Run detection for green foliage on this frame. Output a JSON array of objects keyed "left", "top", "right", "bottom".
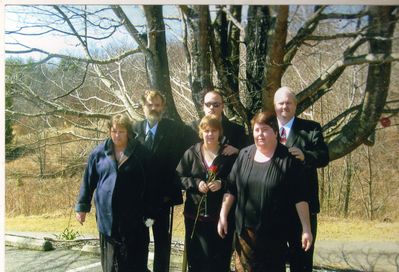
[{"left": 56, "top": 226, "right": 81, "bottom": 241}]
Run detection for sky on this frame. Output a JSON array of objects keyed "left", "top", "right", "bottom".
[{"left": 4, "top": 5, "right": 184, "bottom": 60}]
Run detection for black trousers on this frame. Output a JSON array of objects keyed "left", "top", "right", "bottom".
[
  {"left": 288, "top": 213, "right": 318, "bottom": 272},
  {"left": 185, "top": 217, "right": 233, "bottom": 272},
  {"left": 100, "top": 226, "right": 149, "bottom": 272},
  {"left": 152, "top": 206, "right": 172, "bottom": 272}
]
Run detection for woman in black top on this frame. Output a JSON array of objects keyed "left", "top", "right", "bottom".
[
  {"left": 177, "top": 114, "right": 237, "bottom": 272},
  {"left": 217, "top": 111, "right": 313, "bottom": 272}
]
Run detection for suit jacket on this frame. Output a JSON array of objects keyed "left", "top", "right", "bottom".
[
  {"left": 133, "top": 118, "right": 197, "bottom": 207},
  {"left": 284, "top": 117, "right": 329, "bottom": 214}
]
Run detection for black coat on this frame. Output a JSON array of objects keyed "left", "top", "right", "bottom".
[
  {"left": 176, "top": 143, "right": 237, "bottom": 220},
  {"left": 133, "top": 118, "right": 197, "bottom": 207},
  {"left": 284, "top": 117, "right": 329, "bottom": 213},
  {"left": 227, "top": 144, "right": 308, "bottom": 239},
  {"left": 75, "top": 138, "right": 153, "bottom": 237}
]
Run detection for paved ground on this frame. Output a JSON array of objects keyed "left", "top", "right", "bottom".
[{"left": 5, "top": 232, "right": 399, "bottom": 272}]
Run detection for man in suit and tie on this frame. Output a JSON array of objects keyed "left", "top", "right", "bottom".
[
  {"left": 133, "top": 89, "right": 197, "bottom": 272},
  {"left": 274, "top": 86, "right": 329, "bottom": 272}
]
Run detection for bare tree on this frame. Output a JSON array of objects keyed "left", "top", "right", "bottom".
[{"left": 5, "top": 5, "right": 399, "bottom": 162}]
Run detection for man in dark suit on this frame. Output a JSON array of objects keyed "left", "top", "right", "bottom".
[
  {"left": 192, "top": 90, "right": 248, "bottom": 154},
  {"left": 274, "top": 86, "right": 329, "bottom": 272},
  {"left": 133, "top": 89, "right": 197, "bottom": 272}
]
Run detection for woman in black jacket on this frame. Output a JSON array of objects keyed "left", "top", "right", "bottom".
[
  {"left": 177, "top": 115, "right": 237, "bottom": 272},
  {"left": 75, "top": 114, "right": 155, "bottom": 272}
]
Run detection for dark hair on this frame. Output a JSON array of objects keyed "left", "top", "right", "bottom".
[
  {"left": 202, "top": 90, "right": 224, "bottom": 104},
  {"left": 140, "top": 89, "right": 166, "bottom": 106},
  {"left": 107, "top": 114, "right": 135, "bottom": 140},
  {"left": 198, "top": 114, "right": 223, "bottom": 140},
  {"left": 251, "top": 111, "right": 279, "bottom": 133}
]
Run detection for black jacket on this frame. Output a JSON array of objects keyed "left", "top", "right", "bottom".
[
  {"left": 227, "top": 144, "right": 308, "bottom": 238},
  {"left": 133, "top": 118, "right": 197, "bottom": 207},
  {"left": 284, "top": 117, "right": 329, "bottom": 213},
  {"left": 177, "top": 143, "right": 237, "bottom": 220},
  {"left": 75, "top": 138, "right": 154, "bottom": 237}
]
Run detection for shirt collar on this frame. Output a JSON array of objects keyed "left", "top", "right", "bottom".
[
  {"left": 145, "top": 121, "right": 158, "bottom": 136},
  {"left": 278, "top": 117, "right": 295, "bottom": 136}
]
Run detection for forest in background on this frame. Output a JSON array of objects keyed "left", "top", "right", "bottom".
[{"left": 4, "top": 5, "right": 399, "bottom": 221}]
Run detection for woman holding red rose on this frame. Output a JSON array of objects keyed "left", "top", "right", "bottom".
[{"left": 177, "top": 114, "right": 237, "bottom": 272}]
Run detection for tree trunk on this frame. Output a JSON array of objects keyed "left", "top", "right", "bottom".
[
  {"left": 210, "top": 5, "right": 249, "bottom": 127},
  {"left": 244, "top": 6, "right": 270, "bottom": 117},
  {"left": 343, "top": 153, "right": 352, "bottom": 217},
  {"left": 213, "top": 5, "right": 242, "bottom": 119},
  {"left": 366, "top": 146, "right": 374, "bottom": 220},
  {"left": 327, "top": 6, "right": 396, "bottom": 160},
  {"left": 181, "top": 5, "right": 212, "bottom": 116},
  {"left": 262, "top": 6, "right": 289, "bottom": 113},
  {"left": 143, "top": 6, "right": 181, "bottom": 121}
]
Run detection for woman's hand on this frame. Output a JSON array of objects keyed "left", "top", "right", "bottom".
[
  {"left": 217, "top": 215, "right": 228, "bottom": 238},
  {"left": 301, "top": 230, "right": 313, "bottom": 251},
  {"left": 208, "top": 180, "right": 222, "bottom": 192},
  {"left": 76, "top": 212, "right": 86, "bottom": 225},
  {"left": 198, "top": 181, "right": 209, "bottom": 193}
]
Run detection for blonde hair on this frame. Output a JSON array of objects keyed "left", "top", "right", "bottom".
[{"left": 198, "top": 114, "right": 223, "bottom": 140}]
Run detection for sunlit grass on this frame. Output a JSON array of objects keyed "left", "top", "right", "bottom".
[{"left": 5, "top": 211, "right": 398, "bottom": 242}]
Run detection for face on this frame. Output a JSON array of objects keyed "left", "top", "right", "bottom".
[
  {"left": 253, "top": 122, "right": 277, "bottom": 150},
  {"left": 201, "top": 126, "right": 220, "bottom": 146},
  {"left": 110, "top": 124, "right": 128, "bottom": 148},
  {"left": 203, "top": 92, "right": 224, "bottom": 118},
  {"left": 274, "top": 90, "right": 297, "bottom": 123},
  {"left": 143, "top": 95, "right": 165, "bottom": 123}
]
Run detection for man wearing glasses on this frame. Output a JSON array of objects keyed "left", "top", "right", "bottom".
[{"left": 200, "top": 90, "right": 248, "bottom": 156}]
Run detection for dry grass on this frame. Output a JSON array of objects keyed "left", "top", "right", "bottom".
[
  {"left": 317, "top": 216, "right": 399, "bottom": 241},
  {"left": 6, "top": 211, "right": 399, "bottom": 242},
  {"left": 5, "top": 126, "right": 399, "bottom": 243}
]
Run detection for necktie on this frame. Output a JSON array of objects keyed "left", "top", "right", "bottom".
[
  {"left": 145, "top": 130, "right": 154, "bottom": 150},
  {"left": 280, "top": 127, "right": 287, "bottom": 145}
]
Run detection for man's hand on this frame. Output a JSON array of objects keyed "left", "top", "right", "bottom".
[
  {"left": 76, "top": 212, "right": 86, "bottom": 225},
  {"left": 288, "top": 146, "right": 305, "bottom": 161},
  {"left": 222, "top": 144, "right": 239, "bottom": 156}
]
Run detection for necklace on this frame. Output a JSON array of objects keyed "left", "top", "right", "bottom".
[{"left": 114, "top": 150, "right": 125, "bottom": 163}]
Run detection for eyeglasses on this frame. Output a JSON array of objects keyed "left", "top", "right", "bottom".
[{"left": 204, "top": 102, "right": 222, "bottom": 108}]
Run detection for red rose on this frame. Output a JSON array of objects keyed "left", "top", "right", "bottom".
[
  {"left": 380, "top": 117, "right": 391, "bottom": 128},
  {"left": 209, "top": 165, "right": 218, "bottom": 173}
]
